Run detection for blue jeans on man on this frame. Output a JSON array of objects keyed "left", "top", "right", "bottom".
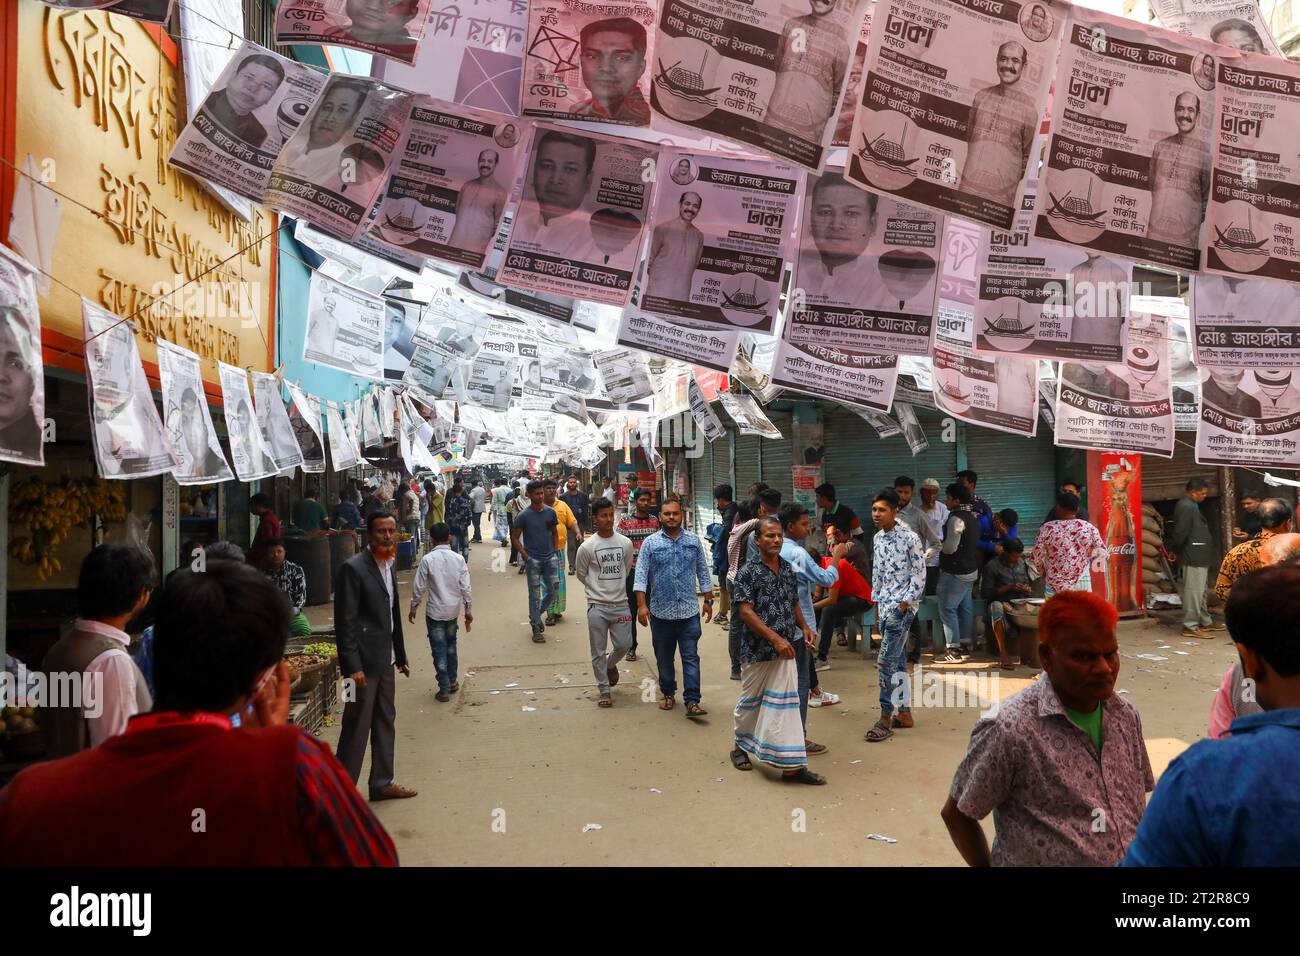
[
  {"left": 450, "top": 526, "right": 470, "bottom": 560},
  {"left": 649, "top": 615, "right": 702, "bottom": 706},
  {"left": 878, "top": 606, "right": 914, "bottom": 718},
  {"left": 526, "top": 554, "right": 560, "bottom": 630},
  {"left": 937, "top": 572, "right": 974, "bottom": 650},
  {"left": 425, "top": 618, "right": 459, "bottom": 693}
]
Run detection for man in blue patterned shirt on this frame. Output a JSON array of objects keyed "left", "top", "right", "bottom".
[
  {"left": 866, "top": 489, "right": 927, "bottom": 743},
  {"left": 634, "top": 496, "right": 713, "bottom": 717},
  {"left": 263, "top": 538, "right": 311, "bottom": 637}
]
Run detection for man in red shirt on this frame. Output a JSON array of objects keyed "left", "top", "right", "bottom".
[
  {"left": 247, "top": 491, "right": 281, "bottom": 568},
  {"left": 0, "top": 559, "right": 397, "bottom": 866},
  {"left": 812, "top": 524, "right": 873, "bottom": 667}
]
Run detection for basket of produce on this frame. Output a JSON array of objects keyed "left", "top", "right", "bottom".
[
  {"left": 0, "top": 706, "right": 45, "bottom": 760},
  {"left": 283, "top": 653, "right": 334, "bottom": 695}
]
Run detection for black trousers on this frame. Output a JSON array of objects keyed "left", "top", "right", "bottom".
[{"left": 816, "top": 596, "right": 871, "bottom": 662}]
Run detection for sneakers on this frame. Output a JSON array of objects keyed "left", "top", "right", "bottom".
[
  {"left": 714, "top": 613, "right": 729, "bottom": 628},
  {"left": 941, "top": 649, "right": 963, "bottom": 663},
  {"left": 531, "top": 628, "right": 545, "bottom": 643},
  {"left": 809, "top": 690, "right": 840, "bottom": 707},
  {"left": 814, "top": 659, "right": 831, "bottom": 672},
  {"left": 729, "top": 668, "right": 741, "bottom": 681}
]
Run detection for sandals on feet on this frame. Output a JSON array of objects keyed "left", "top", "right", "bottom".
[
  {"left": 865, "top": 720, "right": 895, "bottom": 742},
  {"left": 782, "top": 767, "right": 827, "bottom": 785},
  {"left": 597, "top": 694, "right": 612, "bottom": 708},
  {"left": 685, "top": 703, "right": 708, "bottom": 718},
  {"left": 730, "top": 748, "right": 753, "bottom": 771},
  {"left": 805, "top": 740, "right": 828, "bottom": 756},
  {"left": 659, "top": 695, "right": 675, "bottom": 711}
]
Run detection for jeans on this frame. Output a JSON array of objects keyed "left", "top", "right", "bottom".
[
  {"left": 567, "top": 533, "right": 581, "bottom": 571},
  {"left": 878, "top": 606, "right": 914, "bottom": 717},
  {"left": 425, "top": 618, "right": 459, "bottom": 693},
  {"left": 525, "top": 554, "right": 560, "bottom": 629},
  {"left": 727, "top": 602, "right": 743, "bottom": 673},
  {"left": 937, "top": 572, "right": 974, "bottom": 649},
  {"left": 908, "top": 566, "right": 941, "bottom": 662},
  {"left": 793, "top": 628, "right": 811, "bottom": 729},
  {"left": 626, "top": 573, "right": 639, "bottom": 653},
  {"left": 404, "top": 519, "right": 420, "bottom": 550},
  {"left": 450, "top": 527, "right": 470, "bottom": 559},
  {"left": 650, "top": 615, "right": 702, "bottom": 705},
  {"left": 817, "top": 595, "right": 872, "bottom": 661},
  {"left": 1182, "top": 563, "right": 1212, "bottom": 628},
  {"left": 471, "top": 512, "right": 483, "bottom": 541}
]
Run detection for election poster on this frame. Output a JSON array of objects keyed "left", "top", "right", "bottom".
[
  {"left": 1032, "top": 6, "right": 1220, "bottom": 273},
  {"left": 846, "top": 0, "right": 1063, "bottom": 229},
  {"left": 303, "top": 272, "right": 387, "bottom": 380},
  {"left": 168, "top": 42, "right": 325, "bottom": 205},
  {"left": 251, "top": 371, "right": 308, "bottom": 473},
  {"left": 596, "top": 347, "right": 656, "bottom": 404},
  {"left": 1133, "top": 292, "right": 1200, "bottom": 432},
  {"left": 1204, "top": 52, "right": 1300, "bottom": 285},
  {"left": 266, "top": 75, "right": 414, "bottom": 242},
  {"left": 498, "top": 124, "right": 657, "bottom": 306},
  {"left": 641, "top": 147, "right": 799, "bottom": 334},
  {"left": 365, "top": 98, "right": 524, "bottom": 269},
  {"left": 1192, "top": 275, "right": 1300, "bottom": 367},
  {"left": 790, "top": 168, "right": 941, "bottom": 355},
  {"left": 1055, "top": 314, "right": 1175, "bottom": 457},
  {"left": 1151, "top": 0, "right": 1282, "bottom": 56},
  {"left": 521, "top": 0, "right": 657, "bottom": 126},
  {"left": 831, "top": 1, "right": 874, "bottom": 148},
  {"left": 408, "top": 289, "right": 491, "bottom": 364},
  {"left": 524, "top": 340, "right": 601, "bottom": 398},
  {"left": 718, "top": 389, "right": 782, "bottom": 438},
  {"left": 459, "top": 211, "right": 583, "bottom": 324},
  {"left": 0, "top": 245, "right": 45, "bottom": 467},
  {"left": 687, "top": 373, "right": 725, "bottom": 441},
  {"left": 467, "top": 329, "right": 522, "bottom": 411},
  {"left": 403, "top": 343, "right": 462, "bottom": 400},
  {"left": 285, "top": 381, "right": 327, "bottom": 472},
  {"left": 896, "top": 401, "right": 928, "bottom": 455},
  {"left": 325, "top": 400, "right": 362, "bottom": 471},
  {"left": 82, "top": 300, "right": 179, "bottom": 479},
  {"left": 379, "top": 286, "right": 425, "bottom": 382},
  {"left": 771, "top": 326, "right": 899, "bottom": 411},
  {"left": 616, "top": 301, "right": 742, "bottom": 372},
  {"left": 154, "top": 340, "right": 232, "bottom": 485},
  {"left": 651, "top": 0, "right": 870, "bottom": 170},
  {"left": 276, "top": 0, "right": 435, "bottom": 65},
  {"left": 1196, "top": 367, "right": 1300, "bottom": 469},
  {"left": 855, "top": 406, "right": 902, "bottom": 436},
  {"left": 218, "top": 362, "right": 277, "bottom": 482}
]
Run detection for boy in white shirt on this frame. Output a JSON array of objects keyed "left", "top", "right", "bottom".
[{"left": 408, "top": 522, "right": 473, "bottom": 702}]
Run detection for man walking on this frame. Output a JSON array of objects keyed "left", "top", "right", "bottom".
[
  {"left": 512, "top": 480, "right": 560, "bottom": 642},
  {"left": 937, "top": 483, "right": 981, "bottom": 663},
  {"left": 335, "top": 512, "right": 417, "bottom": 801},
  {"left": 713, "top": 483, "right": 738, "bottom": 628},
  {"left": 1029, "top": 493, "right": 1105, "bottom": 596},
  {"left": 616, "top": 487, "right": 660, "bottom": 661},
  {"left": 729, "top": 517, "right": 825, "bottom": 785},
  {"left": 777, "top": 503, "right": 837, "bottom": 756},
  {"left": 575, "top": 498, "right": 634, "bottom": 708},
  {"left": 865, "top": 490, "right": 926, "bottom": 743},
  {"left": 469, "top": 480, "right": 487, "bottom": 542},
  {"left": 490, "top": 476, "right": 511, "bottom": 545},
  {"left": 542, "top": 478, "right": 582, "bottom": 624},
  {"left": 408, "top": 522, "right": 472, "bottom": 703},
  {"left": 446, "top": 480, "right": 473, "bottom": 559},
  {"left": 727, "top": 488, "right": 782, "bottom": 678},
  {"left": 561, "top": 476, "right": 592, "bottom": 540},
  {"left": 634, "top": 497, "right": 713, "bottom": 717}
]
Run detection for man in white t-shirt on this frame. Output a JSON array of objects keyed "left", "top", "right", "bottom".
[{"left": 469, "top": 480, "right": 487, "bottom": 542}]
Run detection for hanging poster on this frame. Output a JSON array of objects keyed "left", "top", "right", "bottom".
[
  {"left": 284, "top": 381, "right": 327, "bottom": 472},
  {"left": 466, "top": 331, "right": 522, "bottom": 411},
  {"left": 82, "top": 300, "right": 179, "bottom": 479},
  {"left": 854, "top": 406, "right": 901, "bottom": 436},
  {"left": 596, "top": 347, "right": 656, "bottom": 404},
  {"left": 403, "top": 344, "right": 462, "bottom": 400},
  {"left": 523, "top": 340, "right": 601, "bottom": 398},
  {"left": 378, "top": 287, "right": 424, "bottom": 382},
  {"left": 616, "top": 301, "right": 741, "bottom": 371},
  {"left": 687, "top": 373, "right": 725, "bottom": 441},
  {"left": 364, "top": 98, "right": 524, "bottom": 269},
  {"left": 276, "top": 0, "right": 434, "bottom": 65},
  {"left": 641, "top": 147, "right": 800, "bottom": 334},
  {"left": 895, "top": 402, "right": 928, "bottom": 455},
  {"left": 1191, "top": 275, "right": 1300, "bottom": 367},
  {"left": 0, "top": 246, "right": 45, "bottom": 466},
  {"left": 266, "top": 75, "right": 414, "bottom": 241},
  {"left": 408, "top": 290, "right": 491, "bottom": 363},
  {"left": 303, "top": 272, "right": 387, "bottom": 380},
  {"left": 154, "top": 340, "right": 233, "bottom": 485},
  {"left": 251, "top": 371, "right": 308, "bottom": 472},
  {"left": 325, "top": 400, "right": 363, "bottom": 471},
  {"left": 792, "top": 463, "right": 822, "bottom": 509},
  {"left": 789, "top": 168, "right": 941, "bottom": 355},
  {"left": 376, "top": 0, "right": 527, "bottom": 115},
  {"left": 650, "top": 0, "right": 870, "bottom": 170},
  {"left": 1151, "top": 0, "right": 1282, "bottom": 56},
  {"left": 459, "top": 210, "right": 584, "bottom": 325},
  {"left": 359, "top": 388, "right": 384, "bottom": 448},
  {"left": 521, "top": 0, "right": 657, "bottom": 126},
  {"left": 846, "top": 0, "right": 1063, "bottom": 229},
  {"left": 168, "top": 42, "right": 326, "bottom": 204},
  {"left": 1055, "top": 314, "right": 1175, "bottom": 457},
  {"left": 1032, "top": 6, "right": 1221, "bottom": 273},
  {"left": 771, "top": 329, "right": 899, "bottom": 411},
  {"left": 718, "top": 389, "right": 782, "bottom": 438},
  {"left": 831, "top": 1, "right": 874, "bottom": 148},
  {"left": 498, "top": 124, "right": 657, "bottom": 306},
  {"left": 108, "top": 1, "right": 176, "bottom": 24},
  {"left": 218, "top": 362, "right": 277, "bottom": 482},
  {"left": 1196, "top": 366, "right": 1300, "bottom": 469}
]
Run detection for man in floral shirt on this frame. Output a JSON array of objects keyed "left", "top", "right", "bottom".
[
  {"left": 262, "top": 538, "right": 311, "bottom": 637},
  {"left": 1214, "top": 498, "right": 1292, "bottom": 600},
  {"left": 1029, "top": 493, "right": 1104, "bottom": 595},
  {"left": 866, "top": 490, "right": 926, "bottom": 743}
]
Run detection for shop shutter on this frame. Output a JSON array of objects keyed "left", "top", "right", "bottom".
[
  {"left": 761, "top": 410, "right": 795, "bottom": 502},
  {"left": 712, "top": 426, "right": 733, "bottom": 495},
  {"left": 734, "top": 431, "right": 761, "bottom": 500},
  {"left": 822, "top": 406, "right": 958, "bottom": 520},
  {"left": 691, "top": 439, "right": 715, "bottom": 532},
  {"left": 1140, "top": 444, "right": 1218, "bottom": 503},
  {"left": 964, "top": 424, "right": 1057, "bottom": 547}
]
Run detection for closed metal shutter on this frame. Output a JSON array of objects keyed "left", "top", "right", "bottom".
[
  {"left": 1141, "top": 444, "right": 1218, "bottom": 502},
  {"left": 734, "top": 432, "right": 761, "bottom": 500},
  {"left": 823, "top": 406, "right": 958, "bottom": 520},
  {"left": 965, "top": 425, "right": 1057, "bottom": 547},
  {"left": 691, "top": 439, "right": 715, "bottom": 531},
  {"left": 712, "top": 427, "right": 733, "bottom": 496},
  {"left": 761, "top": 410, "right": 795, "bottom": 502}
]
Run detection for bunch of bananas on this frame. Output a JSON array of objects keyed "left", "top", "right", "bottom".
[{"left": 8, "top": 476, "right": 129, "bottom": 579}]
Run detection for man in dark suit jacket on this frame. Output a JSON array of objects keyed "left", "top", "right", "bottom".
[{"left": 335, "top": 512, "right": 417, "bottom": 801}]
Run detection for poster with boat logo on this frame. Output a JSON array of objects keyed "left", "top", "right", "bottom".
[
  {"left": 650, "top": 0, "right": 870, "bottom": 171},
  {"left": 1195, "top": 367, "right": 1300, "bottom": 470},
  {"left": 1055, "top": 314, "right": 1175, "bottom": 457},
  {"left": 363, "top": 97, "right": 524, "bottom": 270},
  {"left": 641, "top": 147, "right": 800, "bottom": 334},
  {"left": 1204, "top": 52, "right": 1300, "bottom": 286},
  {"left": 845, "top": 0, "right": 1063, "bottom": 229},
  {"left": 770, "top": 324, "right": 900, "bottom": 411},
  {"left": 1032, "top": 6, "right": 1224, "bottom": 273},
  {"left": 1150, "top": 0, "right": 1283, "bottom": 56},
  {"left": 1191, "top": 275, "right": 1300, "bottom": 367},
  {"left": 789, "top": 167, "right": 941, "bottom": 356}
]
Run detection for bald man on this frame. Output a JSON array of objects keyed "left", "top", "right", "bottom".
[
  {"left": 644, "top": 191, "right": 704, "bottom": 303},
  {"left": 1148, "top": 92, "right": 1211, "bottom": 248},
  {"left": 961, "top": 42, "right": 1037, "bottom": 209}
]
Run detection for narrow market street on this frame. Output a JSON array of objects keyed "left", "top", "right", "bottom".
[{"left": 311, "top": 540, "right": 1236, "bottom": 867}]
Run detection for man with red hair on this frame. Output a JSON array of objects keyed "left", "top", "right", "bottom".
[{"left": 941, "top": 591, "right": 1154, "bottom": 865}]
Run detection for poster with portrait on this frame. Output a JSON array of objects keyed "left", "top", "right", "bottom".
[
  {"left": 1151, "top": 0, "right": 1282, "bottom": 56},
  {"left": 1196, "top": 367, "right": 1300, "bottom": 469},
  {"left": 0, "top": 246, "right": 45, "bottom": 466},
  {"left": 771, "top": 324, "right": 899, "bottom": 410},
  {"left": 641, "top": 147, "right": 799, "bottom": 334},
  {"left": 276, "top": 0, "right": 435, "bottom": 65},
  {"left": 217, "top": 362, "right": 277, "bottom": 482},
  {"left": 854, "top": 405, "right": 901, "bottom": 436},
  {"left": 1191, "top": 275, "right": 1300, "bottom": 367},
  {"left": 154, "top": 340, "right": 233, "bottom": 485},
  {"left": 522, "top": 0, "right": 657, "bottom": 126},
  {"left": 499, "top": 124, "right": 657, "bottom": 306},
  {"left": 364, "top": 98, "right": 524, "bottom": 269},
  {"left": 403, "top": 344, "right": 463, "bottom": 401},
  {"left": 375, "top": 286, "right": 423, "bottom": 382},
  {"left": 1132, "top": 292, "right": 1200, "bottom": 432},
  {"left": 459, "top": 210, "right": 583, "bottom": 325},
  {"left": 1055, "top": 314, "right": 1175, "bottom": 457},
  {"left": 687, "top": 373, "right": 725, "bottom": 441},
  {"left": 324, "top": 400, "right": 363, "bottom": 471},
  {"left": 169, "top": 42, "right": 325, "bottom": 205},
  {"left": 596, "top": 347, "right": 655, "bottom": 404},
  {"left": 303, "top": 272, "right": 387, "bottom": 380},
  {"left": 831, "top": 1, "right": 874, "bottom": 148},
  {"left": 846, "top": 0, "right": 1063, "bottom": 229},
  {"left": 616, "top": 300, "right": 742, "bottom": 371},
  {"left": 108, "top": 0, "right": 175, "bottom": 23},
  {"left": 895, "top": 402, "right": 928, "bottom": 455},
  {"left": 790, "top": 167, "right": 941, "bottom": 355},
  {"left": 251, "top": 371, "right": 308, "bottom": 472},
  {"left": 1032, "top": 6, "right": 1222, "bottom": 273},
  {"left": 718, "top": 389, "right": 782, "bottom": 438},
  {"left": 1205, "top": 52, "right": 1300, "bottom": 286},
  {"left": 466, "top": 328, "right": 522, "bottom": 411},
  {"left": 409, "top": 289, "right": 491, "bottom": 363},
  {"left": 284, "top": 381, "right": 327, "bottom": 472},
  {"left": 651, "top": 0, "right": 870, "bottom": 170},
  {"left": 266, "top": 75, "right": 414, "bottom": 241},
  {"left": 523, "top": 339, "right": 600, "bottom": 398},
  {"left": 82, "top": 300, "right": 179, "bottom": 479}
]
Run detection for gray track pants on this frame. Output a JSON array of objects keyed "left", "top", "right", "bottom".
[{"left": 588, "top": 602, "right": 633, "bottom": 694}]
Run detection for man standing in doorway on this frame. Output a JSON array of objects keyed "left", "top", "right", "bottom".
[
  {"left": 542, "top": 478, "right": 582, "bottom": 625},
  {"left": 335, "top": 512, "right": 417, "bottom": 802},
  {"left": 865, "top": 490, "right": 926, "bottom": 742},
  {"left": 575, "top": 498, "right": 634, "bottom": 707},
  {"left": 1166, "top": 478, "right": 1216, "bottom": 639},
  {"left": 616, "top": 487, "right": 660, "bottom": 661},
  {"left": 937, "top": 483, "right": 981, "bottom": 663},
  {"left": 511, "top": 480, "right": 560, "bottom": 643},
  {"left": 469, "top": 480, "right": 487, "bottom": 542},
  {"left": 634, "top": 497, "right": 713, "bottom": 717}
]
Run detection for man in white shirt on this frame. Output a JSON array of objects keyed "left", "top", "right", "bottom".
[
  {"left": 512, "top": 130, "right": 601, "bottom": 264},
  {"left": 408, "top": 522, "right": 473, "bottom": 702},
  {"left": 798, "top": 172, "right": 895, "bottom": 312},
  {"left": 41, "top": 545, "right": 156, "bottom": 757},
  {"left": 469, "top": 480, "right": 487, "bottom": 542},
  {"left": 277, "top": 78, "right": 368, "bottom": 192}
]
